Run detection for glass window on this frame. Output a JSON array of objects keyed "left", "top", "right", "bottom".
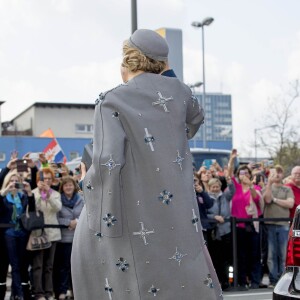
[{"left": 75, "top": 124, "right": 93, "bottom": 133}]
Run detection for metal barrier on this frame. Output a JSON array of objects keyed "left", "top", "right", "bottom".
[{"left": 202, "top": 216, "right": 292, "bottom": 289}]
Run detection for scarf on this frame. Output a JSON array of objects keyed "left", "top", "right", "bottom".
[
  {"left": 61, "top": 192, "right": 80, "bottom": 209},
  {"left": 6, "top": 192, "right": 23, "bottom": 229}
]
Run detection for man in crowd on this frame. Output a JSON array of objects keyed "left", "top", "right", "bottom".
[
  {"left": 263, "top": 165, "right": 294, "bottom": 288},
  {"left": 285, "top": 166, "right": 300, "bottom": 218}
]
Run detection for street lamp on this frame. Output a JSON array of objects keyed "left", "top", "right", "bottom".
[
  {"left": 0, "top": 101, "right": 5, "bottom": 137},
  {"left": 131, "top": 0, "right": 138, "bottom": 33},
  {"left": 188, "top": 81, "right": 203, "bottom": 95},
  {"left": 191, "top": 17, "right": 214, "bottom": 149},
  {"left": 254, "top": 124, "right": 278, "bottom": 161}
]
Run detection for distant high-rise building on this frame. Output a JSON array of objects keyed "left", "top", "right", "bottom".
[{"left": 189, "top": 93, "right": 233, "bottom": 150}]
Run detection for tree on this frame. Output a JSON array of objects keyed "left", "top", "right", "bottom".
[{"left": 260, "top": 80, "right": 300, "bottom": 173}]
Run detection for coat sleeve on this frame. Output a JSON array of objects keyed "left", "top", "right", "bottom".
[
  {"left": 48, "top": 190, "right": 62, "bottom": 213},
  {"left": 83, "top": 92, "right": 127, "bottom": 236},
  {"left": 224, "top": 182, "right": 236, "bottom": 201},
  {"left": 185, "top": 88, "right": 204, "bottom": 139}
]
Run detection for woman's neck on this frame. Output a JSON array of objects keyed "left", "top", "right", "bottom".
[
  {"left": 64, "top": 193, "right": 73, "bottom": 200},
  {"left": 127, "top": 70, "right": 144, "bottom": 81}
]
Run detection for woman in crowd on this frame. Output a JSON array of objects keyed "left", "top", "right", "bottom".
[
  {"left": 0, "top": 171, "right": 33, "bottom": 300},
  {"left": 32, "top": 168, "right": 62, "bottom": 300},
  {"left": 229, "top": 152, "right": 263, "bottom": 290},
  {"left": 194, "top": 173, "right": 214, "bottom": 241},
  {"left": 55, "top": 176, "right": 84, "bottom": 300},
  {"left": 207, "top": 177, "right": 235, "bottom": 290},
  {"left": 197, "top": 167, "right": 212, "bottom": 191}
]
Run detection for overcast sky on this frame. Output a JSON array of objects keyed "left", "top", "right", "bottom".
[{"left": 0, "top": 0, "right": 300, "bottom": 156}]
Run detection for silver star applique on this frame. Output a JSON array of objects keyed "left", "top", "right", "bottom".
[
  {"left": 152, "top": 91, "right": 173, "bottom": 112},
  {"left": 101, "top": 154, "right": 121, "bottom": 175},
  {"left": 173, "top": 150, "right": 184, "bottom": 171},
  {"left": 169, "top": 247, "right": 187, "bottom": 266},
  {"left": 133, "top": 222, "right": 154, "bottom": 245}
]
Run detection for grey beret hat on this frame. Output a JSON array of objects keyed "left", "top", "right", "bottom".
[{"left": 127, "top": 29, "right": 169, "bottom": 61}]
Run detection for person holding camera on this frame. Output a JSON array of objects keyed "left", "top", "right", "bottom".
[
  {"left": 0, "top": 170, "right": 34, "bottom": 300},
  {"left": 0, "top": 156, "right": 19, "bottom": 300},
  {"left": 263, "top": 165, "right": 294, "bottom": 288},
  {"left": 31, "top": 168, "right": 62, "bottom": 300},
  {"left": 228, "top": 150, "right": 263, "bottom": 290}
]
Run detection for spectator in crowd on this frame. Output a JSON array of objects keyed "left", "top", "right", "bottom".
[
  {"left": 0, "top": 158, "right": 18, "bottom": 300},
  {"left": 263, "top": 165, "right": 294, "bottom": 288},
  {"left": 0, "top": 171, "right": 33, "bottom": 300},
  {"left": 194, "top": 173, "right": 214, "bottom": 241},
  {"left": 228, "top": 151, "right": 263, "bottom": 290},
  {"left": 31, "top": 168, "right": 62, "bottom": 300},
  {"left": 55, "top": 176, "right": 84, "bottom": 300},
  {"left": 207, "top": 177, "right": 235, "bottom": 290},
  {"left": 285, "top": 166, "right": 300, "bottom": 218},
  {"left": 197, "top": 167, "right": 212, "bottom": 191},
  {"left": 209, "top": 162, "right": 228, "bottom": 192},
  {"left": 252, "top": 171, "right": 269, "bottom": 286}
]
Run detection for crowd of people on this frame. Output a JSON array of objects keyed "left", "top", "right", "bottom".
[
  {"left": 0, "top": 153, "right": 84, "bottom": 300},
  {"left": 193, "top": 150, "right": 300, "bottom": 291},
  {"left": 1, "top": 148, "right": 300, "bottom": 299}
]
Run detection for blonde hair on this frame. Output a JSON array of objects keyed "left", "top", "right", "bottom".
[
  {"left": 208, "top": 178, "right": 222, "bottom": 187},
  {"left": 122, "top": 42, "right": 166, "bottom": 74},
  {"left": 1, "top": 170, "right": 20, "bottom": 191}
]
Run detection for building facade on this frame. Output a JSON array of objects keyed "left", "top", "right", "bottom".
[
  {"left": 2, "top": 102, "right": 95, "bottom": 138},
  {"left": 189, "top": 92, "right": 232, "bottom": 150}
]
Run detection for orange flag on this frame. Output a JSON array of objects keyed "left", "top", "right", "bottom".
[{"left": 39, "top": 128, "right": 55, "bottom": 138}]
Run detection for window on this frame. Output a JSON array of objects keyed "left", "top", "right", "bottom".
[
  {"left": 75, "top": 124, "right": 93, "bottom": 134},
  {"left": 0, "top": 152, "right": 6, "bottom": 162}
]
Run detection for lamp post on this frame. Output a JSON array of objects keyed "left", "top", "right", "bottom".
[
  {"left": 131, "top": 0, "right": 137, "bottom": 33},
  {"left": 0, "top": 101, "right": 5, "bottom": 137},
  {"left": 192, "top": 17, "right": 214, "bottom": 149},
  {"left": 188, "top": 81, "right": 203, "bottom": 93},
  {"left": 254, "top": 124, "right": 278, "bottom": 162}
]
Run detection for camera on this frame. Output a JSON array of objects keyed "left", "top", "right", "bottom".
[
  {"left": 55, "top": 172, "right": 63, "bottom": 178},
  {"left": 16, "top": 159, "right": 28, "bottom": 172},
  {"left": 15, "top": 182, "right": 24, "bottom": 189},
  {"left": 39, "top": 171, "right": 44, "bottom": 182}
]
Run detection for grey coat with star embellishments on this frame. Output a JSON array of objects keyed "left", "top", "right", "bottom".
[{"left": 71, "top": 72, "right": 223, "bottom": 299}]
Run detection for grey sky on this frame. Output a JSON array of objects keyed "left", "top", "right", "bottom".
[{"left": 0, "top": 0, "right": 299, "bottom": 156}]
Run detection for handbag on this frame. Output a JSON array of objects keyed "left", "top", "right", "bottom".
[
  {"left": 26, "top": 229, "right": 52, "bottom": 251},
  {"left": 21, "top": 205, "right": 44, "bottom": 231}
]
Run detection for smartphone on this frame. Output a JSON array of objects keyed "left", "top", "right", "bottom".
[
  {"left": 269, "top": 168, "right": 276, "bottom": 177},
  {"left": 202, "top": 159, "right": 214, "bottom": 169},
  {"left": 15, "top": 182, "right": 24, "bottom": 189},
  {"left": 16, "top": 159, "right": 28, "bottom": 172},
  {"left": 39, "top": 171, "right": 44, "bottom": 182},
  {"left": 55, "top": 172, "right": 62, "bottom": 178}
]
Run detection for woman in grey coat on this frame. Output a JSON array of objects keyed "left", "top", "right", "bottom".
[
  {"left": 71, "top": 29, "right": 222, "bottom": 300},
  {"left": 56, "top": 176, "right": 84, "bottom": 300},
  {"left": 207, "top": 177, "right": 235, "bottom": 290}
]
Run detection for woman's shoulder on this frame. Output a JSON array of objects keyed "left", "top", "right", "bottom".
[{"left": 96, "top": 83, "right": 129, "bottom": 104}]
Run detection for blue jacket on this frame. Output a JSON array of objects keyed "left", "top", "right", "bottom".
[{"left": 196, "top": 191, "right": 214, "bottom": 230}]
